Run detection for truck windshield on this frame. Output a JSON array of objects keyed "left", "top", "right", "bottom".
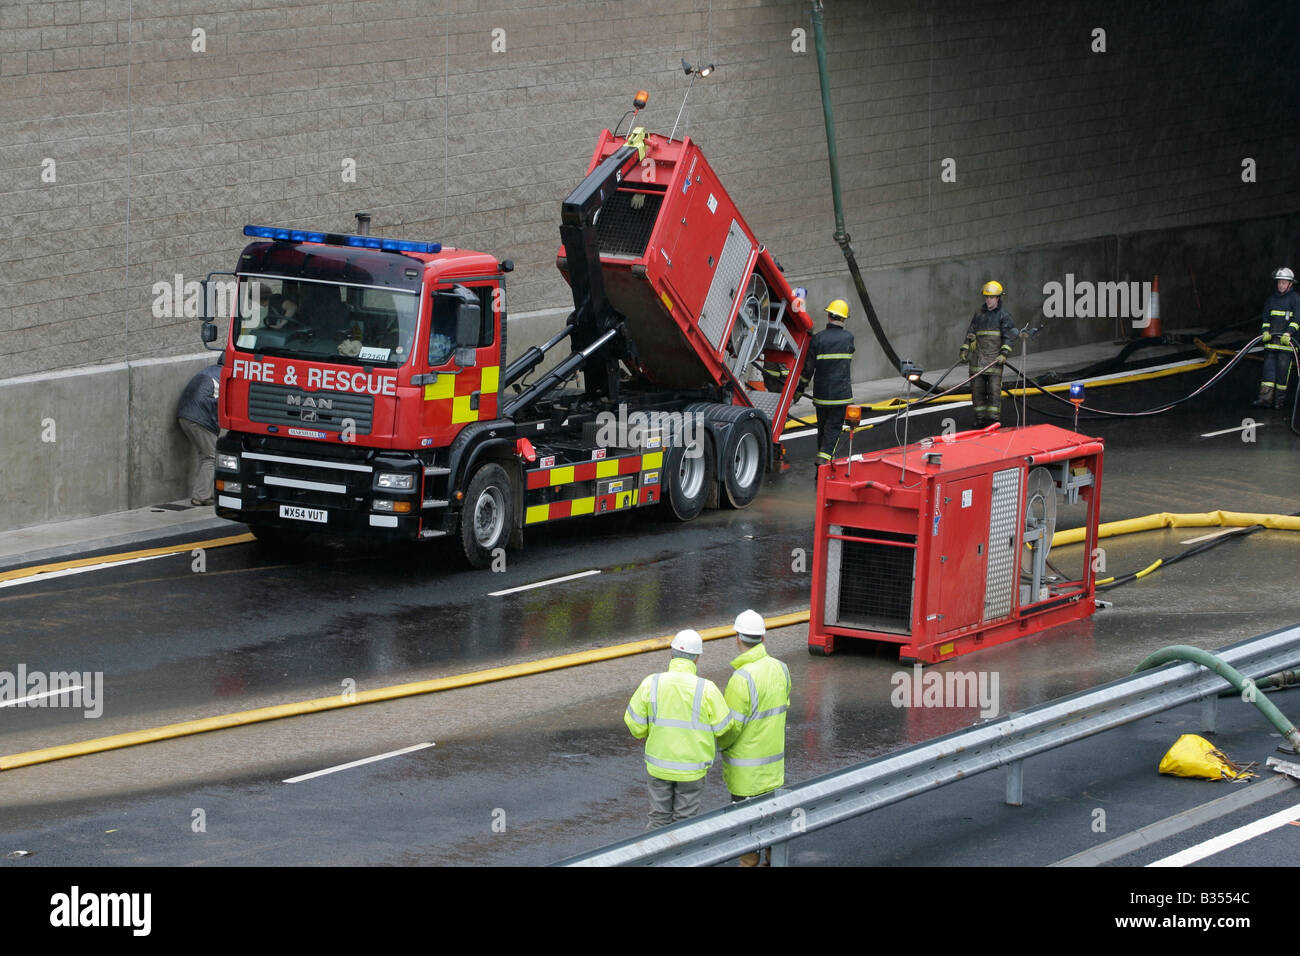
[{"left": 233, "top": 276, "right": 418, "bottom": 367}]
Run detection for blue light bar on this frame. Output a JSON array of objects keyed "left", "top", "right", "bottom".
[{"left": 243, "top": 225, "right": 440, "bottom": 255}]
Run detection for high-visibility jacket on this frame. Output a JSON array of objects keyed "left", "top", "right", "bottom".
[
  {"left": 720, "top": 644, "right": 791, "bottom": 797},
  {"left": 625, "top": 658, "right": 741, "bottom": 782}
]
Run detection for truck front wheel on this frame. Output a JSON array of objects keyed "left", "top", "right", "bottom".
[
  {"left": 663, "top": 433, "right": 715, "bottom": 521},
  {"left": 461, "top": 463, "right": 514, "bottom": 569}
]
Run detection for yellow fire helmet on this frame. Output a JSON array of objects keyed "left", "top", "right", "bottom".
[
  {"left": 825, "top": 298, "right": 850, "bottom": 320},
  {"left": 981, "top": 281, "right": 1004, "bottom": 297}
]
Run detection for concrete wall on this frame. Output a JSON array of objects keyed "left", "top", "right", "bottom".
[
  {"left": 809, "top": 210, "right": 1300, "bottom": 383},
  {"left": 0, "top": 353, "right": 217, "bottom": 531},
  {"left": 2, "top": 0, "right": 1298, "bottom": 531}
]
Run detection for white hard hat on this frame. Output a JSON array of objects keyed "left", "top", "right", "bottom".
[
  {"left": 671, "top": 629, "right": 704, "bottom": 655},
  {"left": 1275, "top": 267, "right": 1295, "bottom": 282},
  {"left": 734, "top": 609, "right": 766, "bottom": 642}
]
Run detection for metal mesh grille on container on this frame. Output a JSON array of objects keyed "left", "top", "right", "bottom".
[
  {"left": 983, "top": 466, "right": 1023, "bottom": 621},
  {"left": 835, "top": 528, "right": 916, "bottom": 634},
  {"left": 700, "top": 222, "right": 753, "bottom": 349},
  {"left": 595, "top": 189, "right": 663, "bottom": 257}
]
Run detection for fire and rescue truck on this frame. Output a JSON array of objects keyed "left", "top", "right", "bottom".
[{"left": 201, "top": 109, "right": 814, "bottom": 567}]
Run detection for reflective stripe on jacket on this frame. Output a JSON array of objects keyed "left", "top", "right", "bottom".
[
  {"left": 799, "top": 323, "right": 855, "bottom": 404},
  {"left": 720, "top": 644, "right": 791, "bottom": 797},
  {"left": 625, "top": 658, "right": 741, "bottom": 782},
  {"left": 964, "top": 305, "right": 1017, "bottom": 371},
  {"left": 1262, "top": 290, "right": 1300, "bottom": 350}
]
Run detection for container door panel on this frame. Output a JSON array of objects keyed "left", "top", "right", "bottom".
[{"left": 937, "top": 475, "right": 989, "bottom": 635}]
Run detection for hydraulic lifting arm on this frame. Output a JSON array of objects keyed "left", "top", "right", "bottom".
[
  {"left": 558, "top": 142, "right": 643, "bottom": 403},
  {"left": 502, "top": 140, "right": 642, "bottom": 419}
]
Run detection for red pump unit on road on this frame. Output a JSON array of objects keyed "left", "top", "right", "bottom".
[{"left": 809, "top": 424, "right": 1104, "bottom": 663}]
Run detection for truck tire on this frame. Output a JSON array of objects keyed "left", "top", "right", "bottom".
[
  {"left": 663, "top": 432, "right": 715, "bottom": 521},
  {"left": 461, "top": 463, "right": 514, "bottom": 569},
  {"left": 722, "top": 417, "right": 766, "bottom": 509}
]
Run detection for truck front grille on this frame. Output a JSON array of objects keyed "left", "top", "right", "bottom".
[{"left": 248, "top": 383, "right": 374, "bottom": 435}]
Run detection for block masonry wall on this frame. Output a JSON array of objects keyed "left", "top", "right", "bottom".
[{"left": 0, "top": 0, "right": 1297, "bottom": 528}]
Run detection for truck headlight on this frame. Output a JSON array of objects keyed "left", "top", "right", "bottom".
[
  {"left": 376, "top": 473, "right": 414, "bottom": 490},
  {"left": 218, "top": 454, "right": 239, "bottom": 471}
]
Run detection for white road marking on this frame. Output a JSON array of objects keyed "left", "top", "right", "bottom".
[
  {"left": 489, "top": 569, "right": 601, "bottom": 597},
  {"left": 1180, "top": 528, "right": 1242, "bottom": 545},
  {"left": 0, "top": 554, "right": 171, "bottom": 590},
  {"left": 283, "top": 742, "right": 436, "bottom": 784},
  {"left": 1146, "top": 800, "right": 1300, "bottom": 867},
  {"left": 0, "top": 686, "right": 85, "bottom": 707},
  {"left": 1200, "top": 423, "right": 1266, "bottom": 438},
  {"left": 782, "top": 400, "right": 975, "bottom": 443}
]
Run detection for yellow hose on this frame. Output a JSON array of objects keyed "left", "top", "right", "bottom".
[
  {"left": 873, "top": 354, "right": 1219, "bottom": 408},
  {"left": 1052, "top": 511, "right": 1300, "bottom": 548},
  {"left": 0, "top": 609, "right": 811, "bottom": 771}
]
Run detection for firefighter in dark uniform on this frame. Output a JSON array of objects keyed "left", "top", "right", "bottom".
[
  {"left": 798, "top": 298, "right": 855, "bottom": 469},
  {"left": 960, "top": 281, "right": 1018, "bottom": 427},
  {"left": 1252, "top": 267, "right": 1299, "bottom": 409}
]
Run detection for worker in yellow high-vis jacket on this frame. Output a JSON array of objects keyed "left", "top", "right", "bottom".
[
  {"left": 625, "top": 630, "right": 742, "bottom": 829},
  {"left": 721, "top": 609, "right": 791, "bottom": 866}
]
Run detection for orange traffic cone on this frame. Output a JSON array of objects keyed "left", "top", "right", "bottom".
[{"left": 1140, "top": 274, "right": 1161, "bottom": 338}]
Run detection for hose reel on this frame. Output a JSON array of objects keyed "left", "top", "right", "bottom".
[{"left": 1023, "top": 466, "right": 1059, "bottom": 601}]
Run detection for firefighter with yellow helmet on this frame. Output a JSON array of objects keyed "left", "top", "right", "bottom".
[
  {"left": 797, "top": 297, "right": 856, "bottom": 470},
  {"left": 960, "top": 281, "right": 1018, "bottom": 426}
]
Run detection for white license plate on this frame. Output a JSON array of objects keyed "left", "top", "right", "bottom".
[{"left": 279, "top": 505, "right": 328, "bottom": 524}]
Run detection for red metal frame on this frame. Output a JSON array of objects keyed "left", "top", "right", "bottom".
[
  {"left": 809, "top": 424, "right": 1104, "bottom": 664},
  {"left": 562, "top": 130, "right": 813, "bottom": 444}
]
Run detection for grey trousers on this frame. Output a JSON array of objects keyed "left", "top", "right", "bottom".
[
  {"left": 647, "top": 776, "right": 705, "bottom": 829},
  {"left": 179, "top": 418, "right": 217, "bottom": 503}
]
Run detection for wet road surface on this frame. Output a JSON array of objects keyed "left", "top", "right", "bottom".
[{"left": 1, "top": 353, "right": 1297, "bottom": 867}]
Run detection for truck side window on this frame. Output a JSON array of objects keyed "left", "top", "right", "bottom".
[{"left": 430, "top": 285, "right": 493, "bottom": 365}]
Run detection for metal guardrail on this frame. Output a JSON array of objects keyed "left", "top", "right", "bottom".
[{"left": 559, "top": 623, "right": 1300, "bottom": 866}]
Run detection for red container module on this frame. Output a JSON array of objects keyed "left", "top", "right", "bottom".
[
  {"left": 559, "top": 129, "right": 812, "bottom": 441},
  {"left": 809, "top": 424, "right": 1104, "bottom": 663}
]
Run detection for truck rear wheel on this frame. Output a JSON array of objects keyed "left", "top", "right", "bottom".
[
  {"left": 722, "top": 418, "right": 766, "bottom": 509},
  {"left": 461, "top": 463, "right": 514, "bottom": 569},
  {"left": 663, "top": 433, "right": 715, "bottom": 521}
]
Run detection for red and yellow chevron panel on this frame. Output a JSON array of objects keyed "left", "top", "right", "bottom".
[
  {"left": 525, "top": 486, "right": 661, "bottom": 525},
  {"left": 423, "top": 365, "right": 499, "bottom": 424},
  {"left": 525, "top": 451, "right": 663, "bottom": 490},
  {"left": 523, "top": 451, "right": 664, "bottom": 525}
]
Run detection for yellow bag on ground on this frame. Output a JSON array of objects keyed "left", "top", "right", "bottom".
[{"left": 1158, "top": 734, "right": 1255, "bottom": 781}]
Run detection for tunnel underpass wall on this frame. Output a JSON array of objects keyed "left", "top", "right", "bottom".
[
  {"left": 2, "top": 0, "right": 1297, "bottom": 531},
  {"left": 808, "top": 210, "right": 1300, "bottom": 384}
]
